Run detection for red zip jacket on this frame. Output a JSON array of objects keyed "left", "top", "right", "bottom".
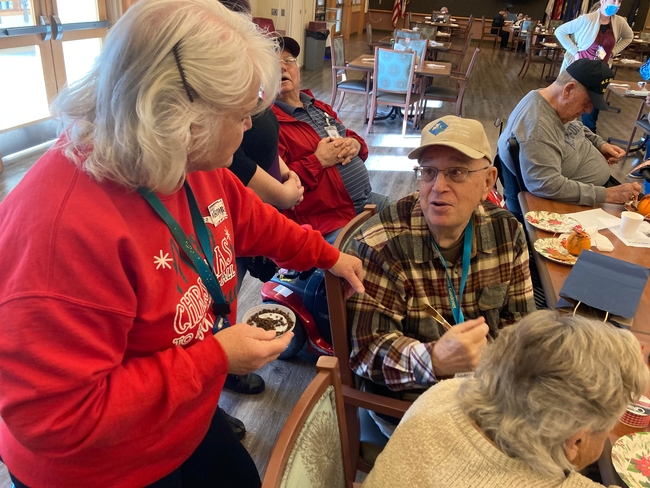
[
  {"left": 272, "top": 90, "right": 370, "bottom": 235},
  {"left": 0, "top": 141, "right": 339, "bottom": 487}
]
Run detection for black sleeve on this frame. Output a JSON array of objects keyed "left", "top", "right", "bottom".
[
  {"left": 228, "top": 145, "right": 257, "bottom": 186},
  {"left": 227, "top": 107, "right": 280, "bottom": 186}
]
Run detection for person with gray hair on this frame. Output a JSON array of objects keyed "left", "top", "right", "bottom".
[
  {"left": 363, "top": 310, "right": 650, "bottom": 487},
  {"left": 497, "top": 58, "right": 639, "bottom": 217},
  {"left": 0, "top": 0, "right": 365, "bottom": 487}
]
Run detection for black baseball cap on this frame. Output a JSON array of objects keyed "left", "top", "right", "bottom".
[
  {"left": 278, "top": 36, "right": 300, "bottom": 57},
  {"left": 566, "top": 59, "right": 614, "bottom": 111}
]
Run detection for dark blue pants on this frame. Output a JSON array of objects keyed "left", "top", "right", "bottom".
[{"left": 582, "top": 108, "right": 599, "bottom": 132}]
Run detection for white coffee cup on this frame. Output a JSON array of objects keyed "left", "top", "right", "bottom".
[{"left": 620, "top": 211, "right": 644, "bottom": 238}]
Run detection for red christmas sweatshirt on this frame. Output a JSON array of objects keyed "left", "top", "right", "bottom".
[{"left": 0, "top": 143, "right": 339, "bottom": 487}]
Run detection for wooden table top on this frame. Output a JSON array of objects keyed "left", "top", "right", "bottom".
[
  {"left": 607, "top": 79, "right": 649, "bottom": 98},
  {"left": 347, "top": 54, "right": 452, "bottom": 77},
  {"left": 428, "top": 41, "right": 452, "bottom": 51},
  {"left": 518, "top": 192, "right": 650, "bottom": 340},
  {"left": 423, "top": 20, "right": 460, "bottom": 28},
  {"left": 612, "top": 58, "right": 644, "bottom": 69}
]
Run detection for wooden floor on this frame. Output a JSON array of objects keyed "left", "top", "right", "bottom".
[{"left": 0, "top": 33, "right": 647, "bottom": 485}]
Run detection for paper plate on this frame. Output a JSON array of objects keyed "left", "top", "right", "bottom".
[
  {"left": 612, "top": 432, "right": 650, "bottom": 488},
  {"left": 533, "top": 238, "right": 577, "bottom": 265},
  {"left": 525, "top": 211, "right": 581, "bottom": 233},
  {"left": 242, "top": 304, "right": 295, "bottom": 338}
]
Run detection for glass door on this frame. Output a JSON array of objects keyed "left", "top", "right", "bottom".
[{"left": 0, "top": 0, "right": 110, "bottom": 133}]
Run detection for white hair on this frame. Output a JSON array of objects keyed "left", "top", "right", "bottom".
[
  {"left": 458, "top": 310, "right": 649, "bottom": 478},
  {"left": 52, "top": 0, "right": 280, "bottom": 193}
]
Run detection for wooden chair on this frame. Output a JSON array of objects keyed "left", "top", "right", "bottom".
[
  {"left": 518, "top": 28, "right": 556, "bottom": 79},
  {"left": 452, "top": 14, "right": 474, "bottom": 41},
  {"left": 324, "top": 205, "right": 412, "bottom": 475},
  {"left": 417, "top": 24, "right": 438, "bottom": 42},
  {"left": 367, "top": 47, "right": 421, "bottom": 136},
  {"left": 479, "top": 16, "right": 500, "bottom": 49},
  {"left": 262, "top": 356, "right": 362, "bottom": 488},
  {"left": 620, "top": 114, "right": 650, "bottom": 155},
  {"left": 366, "top": 23, "right": 386, "bottom": 54},
  {"left": 419, "top": 47, "right": 480, "bottom": 118},
  {"left": 495, "top": 137, "right": 527, "bottom": 222},
  {"left": 443, "top": 32, "right": 473, "bottom": 74},
  {"left": 548, "top": 19, "right": 563, "bottom": 32},
  {"left": 510, "top": 19, "right": 535, "bottom": 51},
  {"left": 395, "top": 38, "right": 428, "bottom": 65},
  {"left": 330, "top": 36, "right": 373, "bottom": 123}
]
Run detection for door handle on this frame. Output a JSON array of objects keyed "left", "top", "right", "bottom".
[
  {"left": 51, "top": 14, "right": 62, "bottom": 41},
  {"left": 39, "top": 15, "right": 51, "bottom": 41}
]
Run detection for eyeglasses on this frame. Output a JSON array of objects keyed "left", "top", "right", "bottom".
[
  {"left": 280, "top": 56, "right": 298, "bottom": 66},
  {"left": 415, "top": 165, "right": 490, "bottom": 184}
]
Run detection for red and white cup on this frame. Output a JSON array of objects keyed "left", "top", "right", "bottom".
[{"left": 620, "top": 396, "right": 650, "bottom": 428}]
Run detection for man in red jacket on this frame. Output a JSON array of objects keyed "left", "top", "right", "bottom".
[{"left": 273, "top": 36, "right": 390, "bottom": 242}]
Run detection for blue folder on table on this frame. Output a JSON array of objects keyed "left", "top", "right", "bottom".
[{"left": 557, "top": 251, "right": 649, "bottom": 326}]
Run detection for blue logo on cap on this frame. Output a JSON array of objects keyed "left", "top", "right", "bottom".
[{"left": 429, "top": 121, "right": 448, "bottom": 135}]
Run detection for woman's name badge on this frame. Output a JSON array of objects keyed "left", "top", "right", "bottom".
[{"left": 596, "top": 45, "right": 606, "bottom": 60}]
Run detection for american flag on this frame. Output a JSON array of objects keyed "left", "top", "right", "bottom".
[{"left": 391, "top": 0, "right": 409, "bottom": 27}]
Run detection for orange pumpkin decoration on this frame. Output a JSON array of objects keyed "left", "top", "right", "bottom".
[
  {"left": 638, "top": 195, "right": 650, "bottom": 217},
  {"left": 566, "top": 230, "right": 591, "bottom": 256}
]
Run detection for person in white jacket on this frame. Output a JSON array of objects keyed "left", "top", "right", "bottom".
[{"left": 554, "top": 0, "right": 633, "bottom": 131}]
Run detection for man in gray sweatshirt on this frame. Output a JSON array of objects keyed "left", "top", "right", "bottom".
[{"left": 498, "top": 59, "right": 640, "bottom": 213}]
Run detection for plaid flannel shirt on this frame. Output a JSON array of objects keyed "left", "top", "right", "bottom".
[{"left": 346, "top": 193, "right": 535, "bottom": 395}]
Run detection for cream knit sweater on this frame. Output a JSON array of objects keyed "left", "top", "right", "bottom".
[{"left": 363, "top": 379, "right": 610, "bottom": 488}]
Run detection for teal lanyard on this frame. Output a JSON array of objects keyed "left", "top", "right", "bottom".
[
  {"left": 430, "top": 220, "right": 473, "bottom": 325},
  {"left": 138, "top": 182, "right": 231, "bottom": 321}
]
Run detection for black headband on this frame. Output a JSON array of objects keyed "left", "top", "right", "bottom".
[{"left": 172, "top": 41, "right": 196, "bottom": 103}]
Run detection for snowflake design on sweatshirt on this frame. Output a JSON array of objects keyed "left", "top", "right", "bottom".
[{"left": 154, "top": 250, "right": 173, "bottom": 270}]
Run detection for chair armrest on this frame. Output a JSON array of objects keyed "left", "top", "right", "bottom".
[
  {"left": 342, "top": 385, "right": 412, "bottom": 418},
  {"left": 343, "top": 64, "right": 372, "bottom": 73}
]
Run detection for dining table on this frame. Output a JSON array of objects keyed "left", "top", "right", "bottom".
[
  {"left": 518, "top": 191, "right": 650, "bottom": 339},
  {"left": 347, "top": 54, "right": 452, "bottom": 78},
  {"left": 519, "top": 192, "right": 650, "bottom": 484}
]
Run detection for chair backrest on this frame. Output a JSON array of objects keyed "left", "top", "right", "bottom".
[
  {"left": 641, "top": 31, "right": 650, "bottom": 41},
  {"left": 331, "top": 35, "right": 346, "bottom": 69},
  {"left": 374, "top": 48, "right": 416, "bottom": 95},
  {"left": 324, "top": 206, "right": 412, "bottom": 475},
  {"left": 454, "top": 33, "right": 473, "bottom": 72},
  {"left": 549, "top": 19, "right": 563, "bottom": 30},
  {"left": 525, "top": 28, "right": 534, "bottom": 53},
  {"left": 252, "top": 17, "right": 276, "bottom": 34},
  {"left": 395, "top": 29, "right": 421, "bottom": 39},
  {"left": 521, "top": 19, "right": 535, "bottom": 33},
  {"left": 395, "top": 38, "right": 427, "bottom": 64},
  {"left": 262, "top": 357, "right": 356, "bottom": 488},
  {"left": 498, "top": 137, "right": 527, "bottom": 221},
  {"left": 481, "top": 15, "right": 489, "bottom": 34},
  {"left": 418, "top": 24, "right": 437, "bottom": 40},
  {"left": 459, "top": 47, "right": 480, "bottom": 82}
]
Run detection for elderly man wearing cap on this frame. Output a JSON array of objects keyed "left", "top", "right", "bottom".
[
  {"left": 345, "top": 116, "right": 535, "bottom": 437},
  {"left": 272, "top": 36, "right": 389, "bottom": 242},
  {"left": 498, "top": 58, "right": 640, "bottom": 213}
]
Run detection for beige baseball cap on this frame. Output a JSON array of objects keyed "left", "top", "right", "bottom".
[{"left": 407, "top": 116, "right": 493, "bottom": 164}]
